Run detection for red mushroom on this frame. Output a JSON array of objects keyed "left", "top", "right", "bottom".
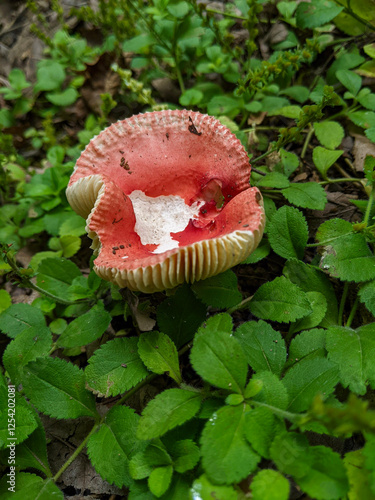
[{"left": 66, "top": 110, "right": 265, "bottom": 293}]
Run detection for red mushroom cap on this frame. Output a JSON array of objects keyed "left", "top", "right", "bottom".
[{"left": 66, "top": 110, "right": 265, "bottom": 293}]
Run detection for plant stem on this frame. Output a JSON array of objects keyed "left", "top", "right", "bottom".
[
  {"left": 319, "top": 177, "right": 362, "bottom": 185},
  {"left": 252, "top": 146, "right": 278, "bottom": 164},
  {"left": 226, "top": 295, "right": 253, "bottom": 314},
  {"left": 338, "top": 282, "right": 349, "bottom": 327},
  {"left": 251, "top": 400, "right": 306, "bottom": 423},
  {"left": 301, "top": 125, "right": 314, "bottom": 159},
  {"left": 346, "top": 297, "right": 359, "bottom": 328},
  {"left": 363, "top": 188, "right": 375, "bottom": 226},
  {"left": 206, "top": 7, "right": 247, "bottom": 20},
  {"left": 53, "top": 422, "right": 99, "bottom": 482}
]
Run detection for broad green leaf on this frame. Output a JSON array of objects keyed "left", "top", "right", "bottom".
[
  {"left": 252, "top": 371, "right": 289, "bottom": 410},
  {"left": 190, "top": 474, "right": 238, "bottom": 500},
  {"left": 359, "top": 93, "right": 375, "bottom": 111},
  {"left": 296, "top": 446, "right": 349, "bottom": 499},
  {"left": 242, "top": 239, "right": 271, "bottom": 264},
  {"left": 256, "top": 172, "right": 290, "bottom": 189},
  {"left": 344, "top": 449, "right": 375, "bottom": 500},
  {"left": 57, "top": 302, "right": 111, "bottom": 348},
  {"left": 348, "top": 110, "right": 375, "bottom": 129},
  {"left": 192, "top": 270, "right": 242, "bottom": 308},
  {"left": 157, "top": 284, "right": 207, "bottom": 347},
  {"left": 279, "top": 149, "right": 300, "bottom": 177},
  {"left": 313, "top": 121, "right": 345, "bottom": 149},
  {"left": 326, "top": 324, "right": 375, "bottom": 395},
  {"left": 0, "top": 472, "right": 63, "bottom": 500},
  {"left": 313, "top": 147, "right": 343, "bottom": 178},
  {"left": 85, "top": 337, "right": 148, "bottom": 398},
  {"left": 138, "top": 331, "right": 181, "bottom": 384},
  {"left": 0, "top": 303, "right": 46, "bottom": 338},
  {"left": 36, "top": 257, "right": 82, "bottom": 299},
  {"left": 364, "top": 43, "right": 375, "bottom": 59},
  {"left": 59, "top": 213, "right": 86, "bottom": 237},
  {"left": 283, "top": 259, "right": 338, "bottom": 326},
  {"left": 170, "top": 439, "right": 200, "bottom": 473},
  {"left": 249, "top": 276, "right": 312, "bottom": 323},
  {"left": 34, "top": 60, "right": 66, "bottom": 92},
  {"left": 288, "top": 328, "right": 327, "bottom": 366},
  {"left": 359, "top": 280, "right": 375, "bottom": 315},
  {"left": 282, "top": 182, "right": 327, "bottom": 210},
  {"left": 6, "top": 416, "right": 50, "bottom": 476},
  {"left": 290, "top": 291, "right": 327, "bottom": 333},
  {"left": 270, "top": 105, "right": 302, "bottom": 119},
  {"left": 0, "top": 289, "right": 11, "bottom": 314},
  {"left": 244, "top": 407, "right": 284, "bottom": 459},
  {"left": 46, "top": 88, "right": 78, "bottom": 106},
  {"left": 196, "top": 313, "right": 233, "bottom": 338},
  {"left": 251, "top": 469, "right": 290, "bottom": 500},
  {"left": 283, "top": 357, "right": 339, "bottom": 412},
  {"left": 148, "top": 465, "right": 173, "bottom": 497},
  {"left": 280, "top": 85, "right": 309, "bottom": 103},
  {"left": 268, "top": 206, "right": 308, "bottom": 260},
  {"left": 129, "top": 442, "right": 172, "bottom": 480},
  {"left": 296, "top": 0, "right": 343, "bottom": 28},
  {"left": 3, "top": 326, "right": 52, "bottom": 384},
  {"left": 190, "top": 325, "right": 248, "bottom": 393},
  {"left": 22, "top": 357, "right": 97, "bottom": 418},
  {"left": 137, "top": 389, "right": 202, "bottom": 440},
  {"left": 0, "top": 394, "right": 37, "bottom": 449},
  {"left": 356, "top": 61, "right": 375, "bottom": 78},
  {"left": 320, "top": 233, "right": 375, "bottom": 282},
  {"left": 234, "top": 320, "right": 286, "bottom": 376},
  {"left": 316, "top": 218, "right": 353, "bottom": 242},
  {"left": 122, "top": 33, "right": 154, "bottom": 52},
  {"left": 270, "top": 432, "right": 312, "bottom": 477},
  {"left": 87, "top": 406, "right": 145, "bottom": 488},
  {"left": 336, "top": 69, "right": 362, "bottom": 96},
  {"left": 200, "top": 404, "right": 260, "bottom": 484},
  {"left": 179, "top": 88, "right": 204, "bottom": 106}
]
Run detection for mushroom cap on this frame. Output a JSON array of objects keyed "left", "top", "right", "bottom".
[{"left": 66, "top": 110, "right": 265, "bottom": 293}]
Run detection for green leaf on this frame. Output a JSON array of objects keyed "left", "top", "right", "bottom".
[
  {"left": 3, "top": 326, "right": 52, "bottom": 384},
  {"left": 57, "top": 302, "right": 111, "bottom": 348},
  {"left": 137, "top": 389, "right": 202, "bottom": 440},
  {"left": 268, "top": 205, "right": 308, "bottom": 259},
  {"left": 36, "top": 257, "right": 82, "bottom": 300},
  {"left": 156, "top": 284, "right": 207, "bottom": 347},
  {"left": 359, "top": 280, "right": 375, "bottom": 315},
  {"left": 87, "top": 406, "right": 145, "bottom": 488},
  {"left": 190, "top": 323, "right": 248, "bottom": 393},
  {"left": 313, "top": 146, "right": 343, "bottom": 178},
  {"left": 34, "top": 60, "right": 66, "bottom": 92},
  {"left": 283, "top": 357, "right": 339, "bottom": 412},
  {"left": 290, "top": 291, "right": 327, "bottom": 334},
  {"left": 138, "top": 331, "right": 181, "bottom": 384},
  {"left": 280, "top": 85, "right": 309, "bottom": 104},
  {"left": 234, "top": 320, "right": 286, "bottom": 376},
  {"left": 296, "top": 446, "right": 349, "bottom": 499},
  {"left": 0, "top": 289, "right": 11, "bottom": 314},
  {"left": 59, "top": 213, "right": 86, "bottom": 237},
  {"left": 344, "top": 449, "right": 375, "bottom": 500},
  {"left": 22, "top": 357, "right": 97, "bottom": 418},
  {"left": 148, "top": 465, "right": 173, "bottom": 497},
  {"left": 326, "top": 324, "right": 375, "bottom": 395},
  {"left": 282, "top": 182, "right": 327, "bottom": 210},
  {"left": 0, "top": 393, "right": 37, "bottom": 449},
  {"left": 313, "top": 121, "right": 345, "bottom": 149},
  {"left": 0, "top": 303, "right": 46, "bottom": 338},
  {"left": 190, "top": 474, "right": 238, "bottom": 500},
  {"left": 296, "top": 0, "right": 343, "bottom": 29},
  {"left": 170, "top": 439, "right": 200, "bottom": 473},
  {"left": 85, "top": 337, "right": 148, "bottom": 398},
  {"left": 249, "top": 276, "right": 312, "bottom": 323},
  {"left": 129, "top": 442, "right": 172, "bottom": 480},
  {"left": 316, "top": 218, "right": 353, "bottom": 242},
  {"left": 244, "top": 408, "right": 284, "bottom": 459},
  {"left": 256, "top": 172, "right": 290, "bottom": 188},
  {"left": 7, "top": 416, "right": 50, "bottom": 476},
  {"left": 283, "top": 259, "right": 338, "bottom": 326},
  {"left": 251, "top": 469, "right": 290, "bottom": 500},
  {"left": 201, "top": 404, "right": 260, "bottom": 485},
  {"left": 336, "top": 69, "right": 362, "bottom": 96},
  {"left": 46, "top": 88, "right": 78, "bottom": 106},
  {"left": 0, "top": 472, "right": 63, "bottom": 500},
  {"left": 192, "top": 270, "right": 242, "bottom": 308},
  {"left": 179, "top": 88, "right": 204, "bottom": 106},
  {"left": 348, "top": 110, "right": 375, "bottom": 129},
  {"left": 320, "top": 233, "right": 375, "bottom": 282},
  {"left": 252, "top": 371, "right": 289, "bottom": 410},
  {"left": 270, "top": 432, "right": 312, "bottom": 477},
  {"left": 242, "top": 239, "right": 271, "bottom": 264},
  {"left": 288, "top": 328, "right": 327, "bottom": 366}
]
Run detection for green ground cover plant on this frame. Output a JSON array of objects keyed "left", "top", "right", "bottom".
[{"left": 1, "top": 0, "right": 375, "bottom": 498}]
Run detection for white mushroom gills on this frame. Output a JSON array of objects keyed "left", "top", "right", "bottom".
[{"left": 128, "top": 190, "right": 202, "bottom": 254}]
